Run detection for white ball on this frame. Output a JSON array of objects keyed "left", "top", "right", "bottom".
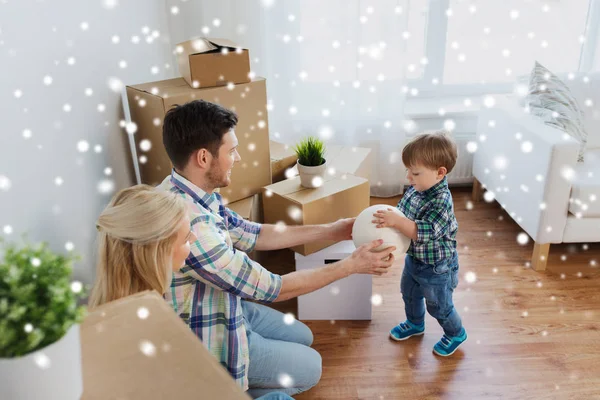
[{"left": 352, "top": 205, "right": 412, "bottom": 258}]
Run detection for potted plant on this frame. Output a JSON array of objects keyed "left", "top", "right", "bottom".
[
  {"left": 293, "top": 136, "right": 327, "bottom": 188},
  {"left": 0, "top": 238, "right": 86, "bottom": 400}
]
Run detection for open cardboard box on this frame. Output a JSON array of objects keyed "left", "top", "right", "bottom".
[
  {"left": 81, "top": 291, "right": 250, "bottom": 399},
  {"left": 175, "top": 38, "right": 251, "bottom": 89},
  {"left": 285, "top": 144, "right": 372, "bottom": 181},
  {"left": 270, "top": 140, "right": 298, "bottom": 183},
  {"left": 226, "top": 193, "right": 263, "bottom": 223}
]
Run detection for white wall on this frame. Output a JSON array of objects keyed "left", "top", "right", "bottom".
[{"left": 0, "top": 0, "right": 175, "bottom": 282}]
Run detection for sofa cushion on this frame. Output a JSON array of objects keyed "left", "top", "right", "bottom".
[
  {"left": 569, "top": 150, "right": 600, "bottom": 217},
  {"left": 526, "top": 61, "right": 588, "bottom": 162}
]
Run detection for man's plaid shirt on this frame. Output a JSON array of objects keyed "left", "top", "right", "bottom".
[
  {"left": 397, "top": 177, "right": 458, "bottom": 265},
  {"left": 158, "top": 170, "right": 282, "bottom": 391}
]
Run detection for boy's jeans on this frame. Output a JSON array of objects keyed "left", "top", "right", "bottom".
[{"left": 401, "top": 252, "right": 463, "bottom": 337}]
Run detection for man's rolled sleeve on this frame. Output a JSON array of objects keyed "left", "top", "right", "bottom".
[
  {"left": 225, "top": 208, "right": 262, "bottom": 253},
  {"left": 182, "top": 216, "right": 281, "bottom": 303}
]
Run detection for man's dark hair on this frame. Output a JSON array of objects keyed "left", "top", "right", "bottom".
[{"left": 162, "top": 100, "right": 238, "bottom": 170}]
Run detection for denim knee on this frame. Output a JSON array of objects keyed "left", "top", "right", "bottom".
[
  {"left": 425, "top": 294, "right": 453, "bottom": 319},
  {"left": 295, "top": 347, "right": 322, "bottom": 393},
  {"left": 294, "top": 322, "right": 314, "bottom": 347}
]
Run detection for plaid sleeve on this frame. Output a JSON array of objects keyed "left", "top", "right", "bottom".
[
  {"left": 414, "top": 193, "right": 453, "bottom": 245},
  {"left": 182, "top": 215, "right": 281, "bottom": 303},
  {"left": 225, "top": 207, "right": 262, "bottom": 253},
  {"left": 397, "top": 186, "right": 416, "bottom": 218}
]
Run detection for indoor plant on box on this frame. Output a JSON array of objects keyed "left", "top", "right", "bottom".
[
  {"left": 294, "top": 136, "right": 327, "bottom": 188},
  {"left": 0, "top": 238, "right": 86, "bottom": 400}
]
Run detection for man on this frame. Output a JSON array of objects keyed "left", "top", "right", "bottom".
[{"left": 158, "top": 100, "right": 395, "bottom": 398}]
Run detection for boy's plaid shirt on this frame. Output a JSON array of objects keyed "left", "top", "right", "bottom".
[
  {"left": 158, "top": 170, "right": 282, "bottom": 391},
  {"left": 397, "top": 177, "right": 458, "bottom": 265}
]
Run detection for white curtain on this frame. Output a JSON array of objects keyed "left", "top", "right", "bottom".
[{"left": 166, "top": 0, "right": 411, "bottom": 197}]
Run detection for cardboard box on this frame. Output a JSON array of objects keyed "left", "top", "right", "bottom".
[
  {"left": 226, "top": 193, "right": 263, "bottom": 223},
  {"left": 287, "top": 145, "right": 372, "bottom": 181},
  {"left": 126, "top": 77, "right": 271, "bottom": 204},
  {"left": 295, "top": 241, "right": 372, "bottom": 320},
  {"left": 270, "top": 140, "right": 298, "bottom": 183},
  {"left": 262, "top": 175, "right": 370, "bottom": 256},
  {"left": 81, "top": 291, "right": 250, "bottom": 400},
  {"left": 176, "top": 38, "right": 251, "bottom": 88}
]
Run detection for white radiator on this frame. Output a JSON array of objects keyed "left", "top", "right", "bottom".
[
  {"left": 403, "top": 100, "right": 478, "bottom": 187},
  {"left": 448, "top": 135, "right": 475, "bottom": 185}
]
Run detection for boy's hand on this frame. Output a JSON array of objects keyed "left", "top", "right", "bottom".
[{"left": 372, "top": 208, "right": 403, "bottom": 229}]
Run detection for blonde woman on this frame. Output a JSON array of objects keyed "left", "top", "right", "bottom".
[
  {"left": 88, "top": 184, "right": 195, "bottom": 308},
  {"left": 87, "top": 185, "right": 295, "bottom": 400}
]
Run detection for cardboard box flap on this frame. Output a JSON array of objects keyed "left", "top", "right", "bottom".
[
  {"left": 270, "top": 141, "right": 296, "bottom": 161},
  {"left": 81, "top": 291, "right": 249, "bottom": 399},
  {"left": 323, "top": 145, "right": 343, "bottom": 163},
  {"left": 128, "top": 78, "right": 187, "bottom": 94},
  {"left": 206, "top": 38, "right": 247, "bottom": 50},
  {"left": 286, "top": 145, "right": 372, "bottom": 180},
  {"left": 270, "top": 140, "right": 299, "bottom": 183},
  {"left": 177, "top": 38, "right": 246, "bottom": 57},
  {"left": 331, "top": 146, "right": 372, "bottom": 174},
  {"left": 268, "top": 175, "right": 367, "bottom": 204}
]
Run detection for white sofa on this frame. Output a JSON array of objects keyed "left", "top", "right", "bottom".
[{"left": 472, "top": 73, "right": 600, "bottom": 271}]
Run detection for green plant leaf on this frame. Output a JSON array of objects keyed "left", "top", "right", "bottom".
[
  {"left": 0, "top": 239, "right": 86, "bottom": 358},
  {"left": 293, "top": 136, "right": 326, "bottom": 167}
]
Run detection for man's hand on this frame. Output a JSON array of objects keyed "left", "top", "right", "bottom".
[
  {"left": 344, "top": 239, "right": 396, "bottom": 276},
  {"left": 372, "top": 208, "right": 404, "bottom": 229},
  {"left": 275, "top": 238, "right": 396, "bottom": 302},
  {"left": 327, "top": 217, "right": 355, "bottom": 241}
]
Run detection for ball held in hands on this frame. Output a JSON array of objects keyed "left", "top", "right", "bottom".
[{"left": 352, "top": 205, "right": 411, "bottom": 257}]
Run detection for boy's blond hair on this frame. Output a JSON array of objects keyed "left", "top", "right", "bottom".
[{"left": 402, "top": 130, "right": 458, "bottom": 173}]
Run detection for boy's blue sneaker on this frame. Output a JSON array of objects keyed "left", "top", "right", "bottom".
[
  {"left": 432, "top": 328, "right": 467, "bottom": 357},
  {"left": 389, "top": 320, "right": 425, "bottom": 341}
]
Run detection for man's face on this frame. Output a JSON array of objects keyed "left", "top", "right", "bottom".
[{"left": 206, "top": 129, "right": 241, "bottom": 188}]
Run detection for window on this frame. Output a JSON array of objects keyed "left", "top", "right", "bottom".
[
  {"left": 444, "top": 0, "right": 590, "bottom": 84},
  {"left": 415, "top": 0, "right": 597, "bottom": 94},
  {"left": 290, "top": 0, "right": 429, "bottom": 83}
]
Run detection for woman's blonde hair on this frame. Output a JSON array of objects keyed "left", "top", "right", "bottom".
[{"left": 88, "top": 184, "right": 187, "bottom": 308}]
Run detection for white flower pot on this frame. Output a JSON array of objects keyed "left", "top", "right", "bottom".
[
  {"left": 297, "top": 160, "right": 327, "bottom": 188},
  {"left": 0, "top": 324, "right": 82, "bottom": 400}
]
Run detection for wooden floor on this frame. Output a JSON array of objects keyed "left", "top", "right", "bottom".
[{"left": 262, "top": 187, "right": 600, "bottom": 400}]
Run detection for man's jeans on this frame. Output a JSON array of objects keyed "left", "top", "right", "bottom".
[
  {"left": 243, "top": 301, "right": 322, "bottom": 399},
  {"left": 401, "top": 253, "right": 463, "bottom": 337}
]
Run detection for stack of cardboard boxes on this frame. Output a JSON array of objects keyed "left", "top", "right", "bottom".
[
  {"left": 126, "top": 38, "right": 269, "bottom": 224},
  {"left": 125, "top": 37, "right": 373, "bottom": 258},
  {"left": 263, "top": 144, "right": 373, "bottom": 256}
]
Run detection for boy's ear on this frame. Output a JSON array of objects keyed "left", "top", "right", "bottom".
[{"left": 437, "top": 166, "right": 448, "bottom": 178}]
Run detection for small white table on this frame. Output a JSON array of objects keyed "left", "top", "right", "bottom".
[{"left": 294, "top": 240, "right": 372, "bottom": 320}]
